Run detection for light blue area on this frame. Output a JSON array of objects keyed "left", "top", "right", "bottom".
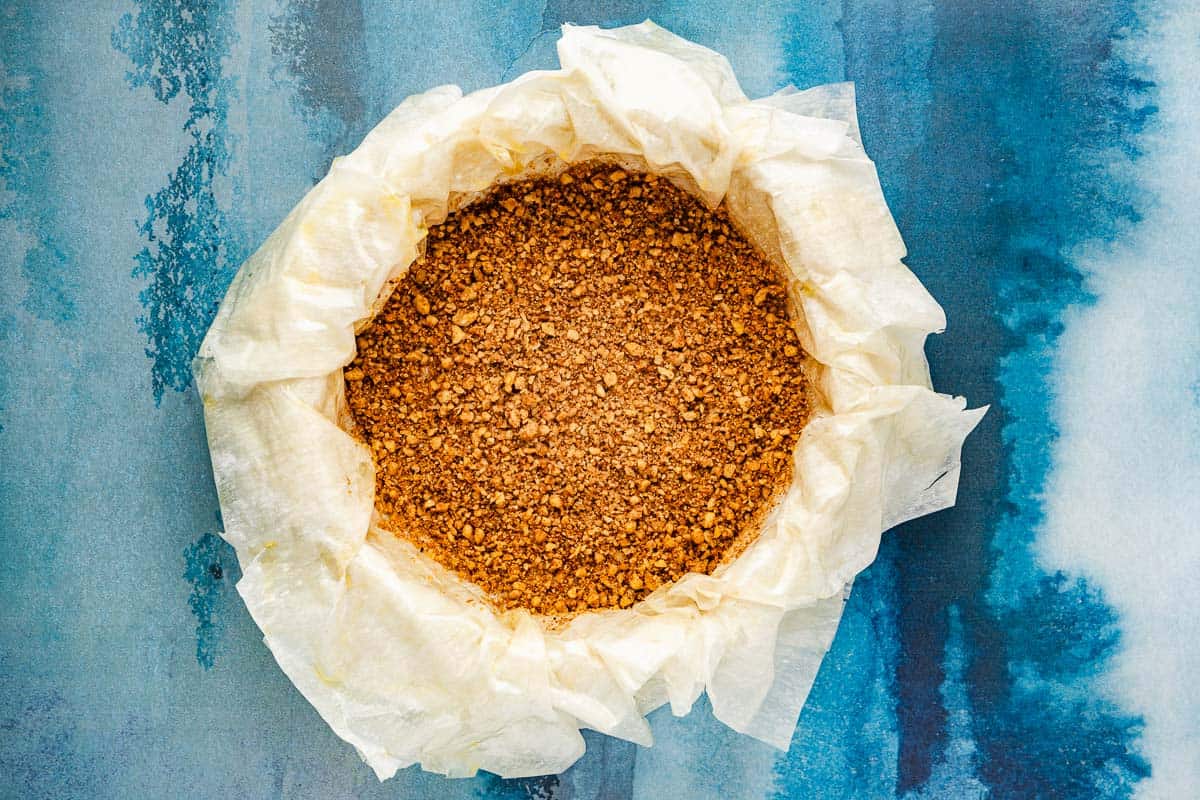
[
  {"left": 227, "top": 0, "right": 331, "bottom": 242},
  {"left": 902, "top": 606, "right": 986, "bottom": 800},
  {"left": 773, "top": 539, "right": 901, "bottom": 800},
  {"left": 835, "top": 0, "right": 1152, "bottom": 794},
  {"left": 631, "top": 697, "right": 780, "bottom": 800},
  {"left": 266, "top": 0, "right": 369, "bottom": 166}
]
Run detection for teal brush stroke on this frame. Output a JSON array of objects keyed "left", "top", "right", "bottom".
[
  {"left": 773, "top": 538, "right": 901, "bottom": 799},
  {"left": 182, "top": 530, "right": 238, "bottom": 670},
  {"left": 113, "top": 0, "right": 246, "bottom": 403}
]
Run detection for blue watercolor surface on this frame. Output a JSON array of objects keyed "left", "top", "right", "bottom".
[{"left": 3, "top": 1, "right": 1198, "bottom": 797}]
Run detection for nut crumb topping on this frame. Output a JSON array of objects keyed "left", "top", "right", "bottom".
[{"left": 345, "top": 161, "right": 811, "bottom": 614}]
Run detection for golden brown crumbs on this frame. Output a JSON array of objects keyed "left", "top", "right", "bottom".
[{"left": 344, "top": 161, "right": 812, "bottom": 614}]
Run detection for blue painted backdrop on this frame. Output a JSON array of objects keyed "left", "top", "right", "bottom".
[{"left": 3, "top": 1, "right": 1197, "bottom": 798}]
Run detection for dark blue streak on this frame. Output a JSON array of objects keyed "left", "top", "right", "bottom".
[
  {"left": 774, "top": 539, "right": 901, "bottom": 799},
  {"left": 0, "top": 6, "right": 79, "bottom": 323}
]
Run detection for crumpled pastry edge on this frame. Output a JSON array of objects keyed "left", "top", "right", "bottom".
[{"left": 194, "top": 21, "right": 985, "bottom": 780}]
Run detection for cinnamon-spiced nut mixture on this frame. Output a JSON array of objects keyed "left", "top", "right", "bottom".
[{"left": 344, "top": 162, "right": 812, "bottom": 614}]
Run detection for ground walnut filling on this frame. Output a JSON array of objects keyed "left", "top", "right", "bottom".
[{"left": 344, "top": 161, "right": 812, "bottom": 614}]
